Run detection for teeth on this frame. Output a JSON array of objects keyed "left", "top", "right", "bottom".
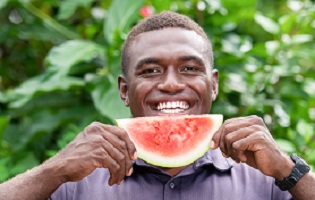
[
  {"left": 156, "top": 101, "right": 189, "bottom": 112},
  {"left": 160, "top": 109, "right": 183, "bottom": 114}
]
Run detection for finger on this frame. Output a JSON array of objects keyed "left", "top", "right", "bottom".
[
  {"left": 86, "top": 134, "right": 125, "bottom": 185},
  {"left": 212, "top": 118, "right": 241, "bottom": 150},
  {"left": 214, "top": 118, "right": 239, "bottom": 154},
  {"left": 101, "top": 138, "right": 128, "bottom": 184},
  {"left": 232, "top": 138, "right": 257, "bottom": 168},
  {"left": 100, "top": 127, "right": 134, "bottom": 176},
  {"left": 223, "top": 116, "right": 265, "bottom": 133},
  {"left": 224, "top": 125, "right": 265, "bottom": 157},
  {"left": 85, "top": 123, "right": 135, "bottom": 176},
  {"left": 101, "top": 124, "right": 137, "bottom": 160},
  {"left": 219, "top": 124, "right": 228, "bottom": 156},
  {"left": 230, "top": 149, "right": 247, "bottom": 163},
  {"left": 83, "top": 127, "right": 128, "bottom": 184},
  {"left": 101, "top": 154, "right": 121, "bottom": 186},
  {"left": 89, "top": 148, "right": 121, "bottom": 186},
  {"left": 232, "top": 131, "right": 268, "bottom": 152},
  {"left": 211, "top": 129, "right": 222, "bottom": 150}
]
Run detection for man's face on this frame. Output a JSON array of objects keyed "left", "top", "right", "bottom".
[{"left": 119, "top": 28, "right": 218, "bottom": 117}]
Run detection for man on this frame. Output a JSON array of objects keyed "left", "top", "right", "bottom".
[{"left": 0, "top": 11, "right": 314, "bottom": 200}]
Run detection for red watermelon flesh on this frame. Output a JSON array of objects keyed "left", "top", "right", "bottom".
[{"left": 116, "top": 114, "right": 223, "bottom": 167}]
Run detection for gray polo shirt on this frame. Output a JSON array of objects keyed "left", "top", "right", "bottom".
[{"left": 50, "top": 149, "right": 292, "bottom": 200}]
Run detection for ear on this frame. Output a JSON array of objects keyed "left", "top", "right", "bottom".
[
  {"left": 118, "top": 75, "right": 129, "bottom": 107},
  {"left": 211, "top": 69, "right": 219, "bottom": 101}
]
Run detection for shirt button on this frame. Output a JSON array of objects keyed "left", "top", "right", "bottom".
[{"left": 170, "top": 182, "right": 175, "bottom": 189}]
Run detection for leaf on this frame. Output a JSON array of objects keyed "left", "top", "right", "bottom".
[
  {"left": 3, "top": 105, "right": 94, "bottom": 150},
  {"left": 274, "top": 103, "right": 290, "bottom": 127},
  {"left": 46, "top": 40, "right": 106, "bottom": 73},
  {"left": 0, "top": 157, "right": 11, "bottom": 181},
  {"left": 222, "top": 0, "right": 256, "bottom": 7},
  {"left": 275, "top": 139, "right": 296, "bottom": 153},
  {"left": 57, "top": 0, "right": 95, "bottom": 20},
  {"left": 279, "top": 13, "right": 297, "bottom": 34},
  {"left": 7, "top": 70, "right": 85, "bottom": 108},
  {"left": 255, "top": 13, "right": 280, "bottom": 34},
  {"left": 0, "top": 0, "right": 9, "bottom": 9},
  {"left": 0, "top": 92, "right": 6, "bottom": 103},
  {"left": 9, "top": 152, "right": 39, "bottom": 175},
  {"left": 152, "top": 0, "right": 171, "bottom": 12},
  {"left": 296, "top": 120, "right": 314, "bottom": 143},
  {"left": 265, "top": 40, "right": 279, "bottom": 55},
  {"left": 104, "top": 0, "right": 144, "bottom": 43},
  {"left": 91, "top": 75, "right": 130, "bottom": 120},
  {"left": 291, "top": 34, "right": 313, "bottom": 44},
  {"left": 0, "top": 117, "right": 9, "bottom": 140}
]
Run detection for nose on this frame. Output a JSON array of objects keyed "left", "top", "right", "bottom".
[{"left": 157, "top": 69, "right": 185, "bottom": 93}]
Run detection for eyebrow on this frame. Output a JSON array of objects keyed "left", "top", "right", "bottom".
[
  {"left": 135, "top": 55, "right": 206, "bottom": 70},
  {"left": 135, "top": 57, "right": 161, "bottom": 70},
  {"left": 178, "top": 55, "right": 205, "bottom": 66}
]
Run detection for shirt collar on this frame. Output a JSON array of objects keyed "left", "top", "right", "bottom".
[{"left": 193, "top": 149, "right": 234, "bottom": 172}]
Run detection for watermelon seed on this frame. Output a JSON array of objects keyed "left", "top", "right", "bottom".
[{"left": 155, "top": 141, "right": 160, "bottom": 145}]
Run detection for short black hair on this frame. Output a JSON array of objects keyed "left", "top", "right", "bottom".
[{"left": 121, "top": 11, "right": 213, "bottom": 77}]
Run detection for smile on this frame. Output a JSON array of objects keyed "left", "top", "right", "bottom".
[{"left": 155, "top": 101, "right": 190, "bottom": 114}]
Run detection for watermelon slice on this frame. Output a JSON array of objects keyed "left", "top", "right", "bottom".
[{"left": 116, "top": 114, "right": 223, "bottom": 167}]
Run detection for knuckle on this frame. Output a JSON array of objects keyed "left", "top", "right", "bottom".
[
  {"left": 116, "top": 130, "right": 126, "bottom": 139},
  {"left": 224, "top": 134, "right": 233, "bottom": 143},
  {"left": 252, "top": 115, "right": 264, "bottom": 124},
  {"left": 232, "top": 142, "right": 239, "bottom": 149},
  {"left": 119, "top": 141, "right": 127, "bottom": 150},
  {"left": 117, "top": 153, "right": 126, "bottom": 162},
  {"left": 256, "top": 131, "right": 267, "bottom": 141},
  {"left": 91, "top": 135, "right": 104, "bottom": 145},
  {"left": 113, "top": 164, "right": 120, "bottom": 173},
  {"left": 223, "top": 123, "right": 232, "bottom": 133},
  {"left": 248, "top": 124, "right": 263, "bottom": 132},
  {"left": 85, "top": 122, "right": 102, "bottom": 133}
]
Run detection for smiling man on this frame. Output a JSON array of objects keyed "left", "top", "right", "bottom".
[{"left": 1, "top": 11, "right": 315, "bottom": 200}]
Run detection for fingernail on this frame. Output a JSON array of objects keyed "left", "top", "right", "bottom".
[
  {"left": 210, "top": 141, "right": 215, "bottom": 149},
  {"left": 118, "top": 180, "right": 123, "bottom": 185},
  {"left": 127, "top": 167, "right": 133, "bottom": 176},
  {"left": 133, "top": 152, "right": 138, "bottom": 160},
  {"left": 222, "top": 152, "right": 228, "bottom": 158}
]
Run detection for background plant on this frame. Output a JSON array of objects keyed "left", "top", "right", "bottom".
[{"left": 0, "top": 0, "right": 314, "bottom": 181}]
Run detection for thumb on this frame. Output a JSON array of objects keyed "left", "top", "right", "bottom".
[{"left": 211, "top": 127, "right": 223, "bottom": 149}]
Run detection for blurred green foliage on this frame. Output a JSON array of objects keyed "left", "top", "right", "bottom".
[{"left": 0, "top": 0, "right": 314, "bottom": 181}]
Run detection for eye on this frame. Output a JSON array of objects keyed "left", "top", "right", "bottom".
[
  {"left": 142, "top": 68, "right": 161, "bottom": 74},
  {"left": 182, "top": 66, "right": 197, "bottom": 71},
  {"left": 181, "top": 66, "right": 201, "bottom": 72}
]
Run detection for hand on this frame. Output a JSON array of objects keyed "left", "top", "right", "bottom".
[
  {"left": 212, "top": 115, "right": 294, "bottom": 180},
  {"left": 44, "top": 122, "right": 137, "bottom": 186}
]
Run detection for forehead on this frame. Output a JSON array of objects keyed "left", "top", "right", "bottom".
[{"left": 128, "top": 28, "right": 209, "bottom": 71}]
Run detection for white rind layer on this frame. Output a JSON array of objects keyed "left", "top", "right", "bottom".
[{"left": 116, "top": 114, "right": 223, "bottom": 167}]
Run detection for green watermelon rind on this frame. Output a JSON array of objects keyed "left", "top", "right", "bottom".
[{"left": 116, "top": 114, "right": 223, "bottom": 168}]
